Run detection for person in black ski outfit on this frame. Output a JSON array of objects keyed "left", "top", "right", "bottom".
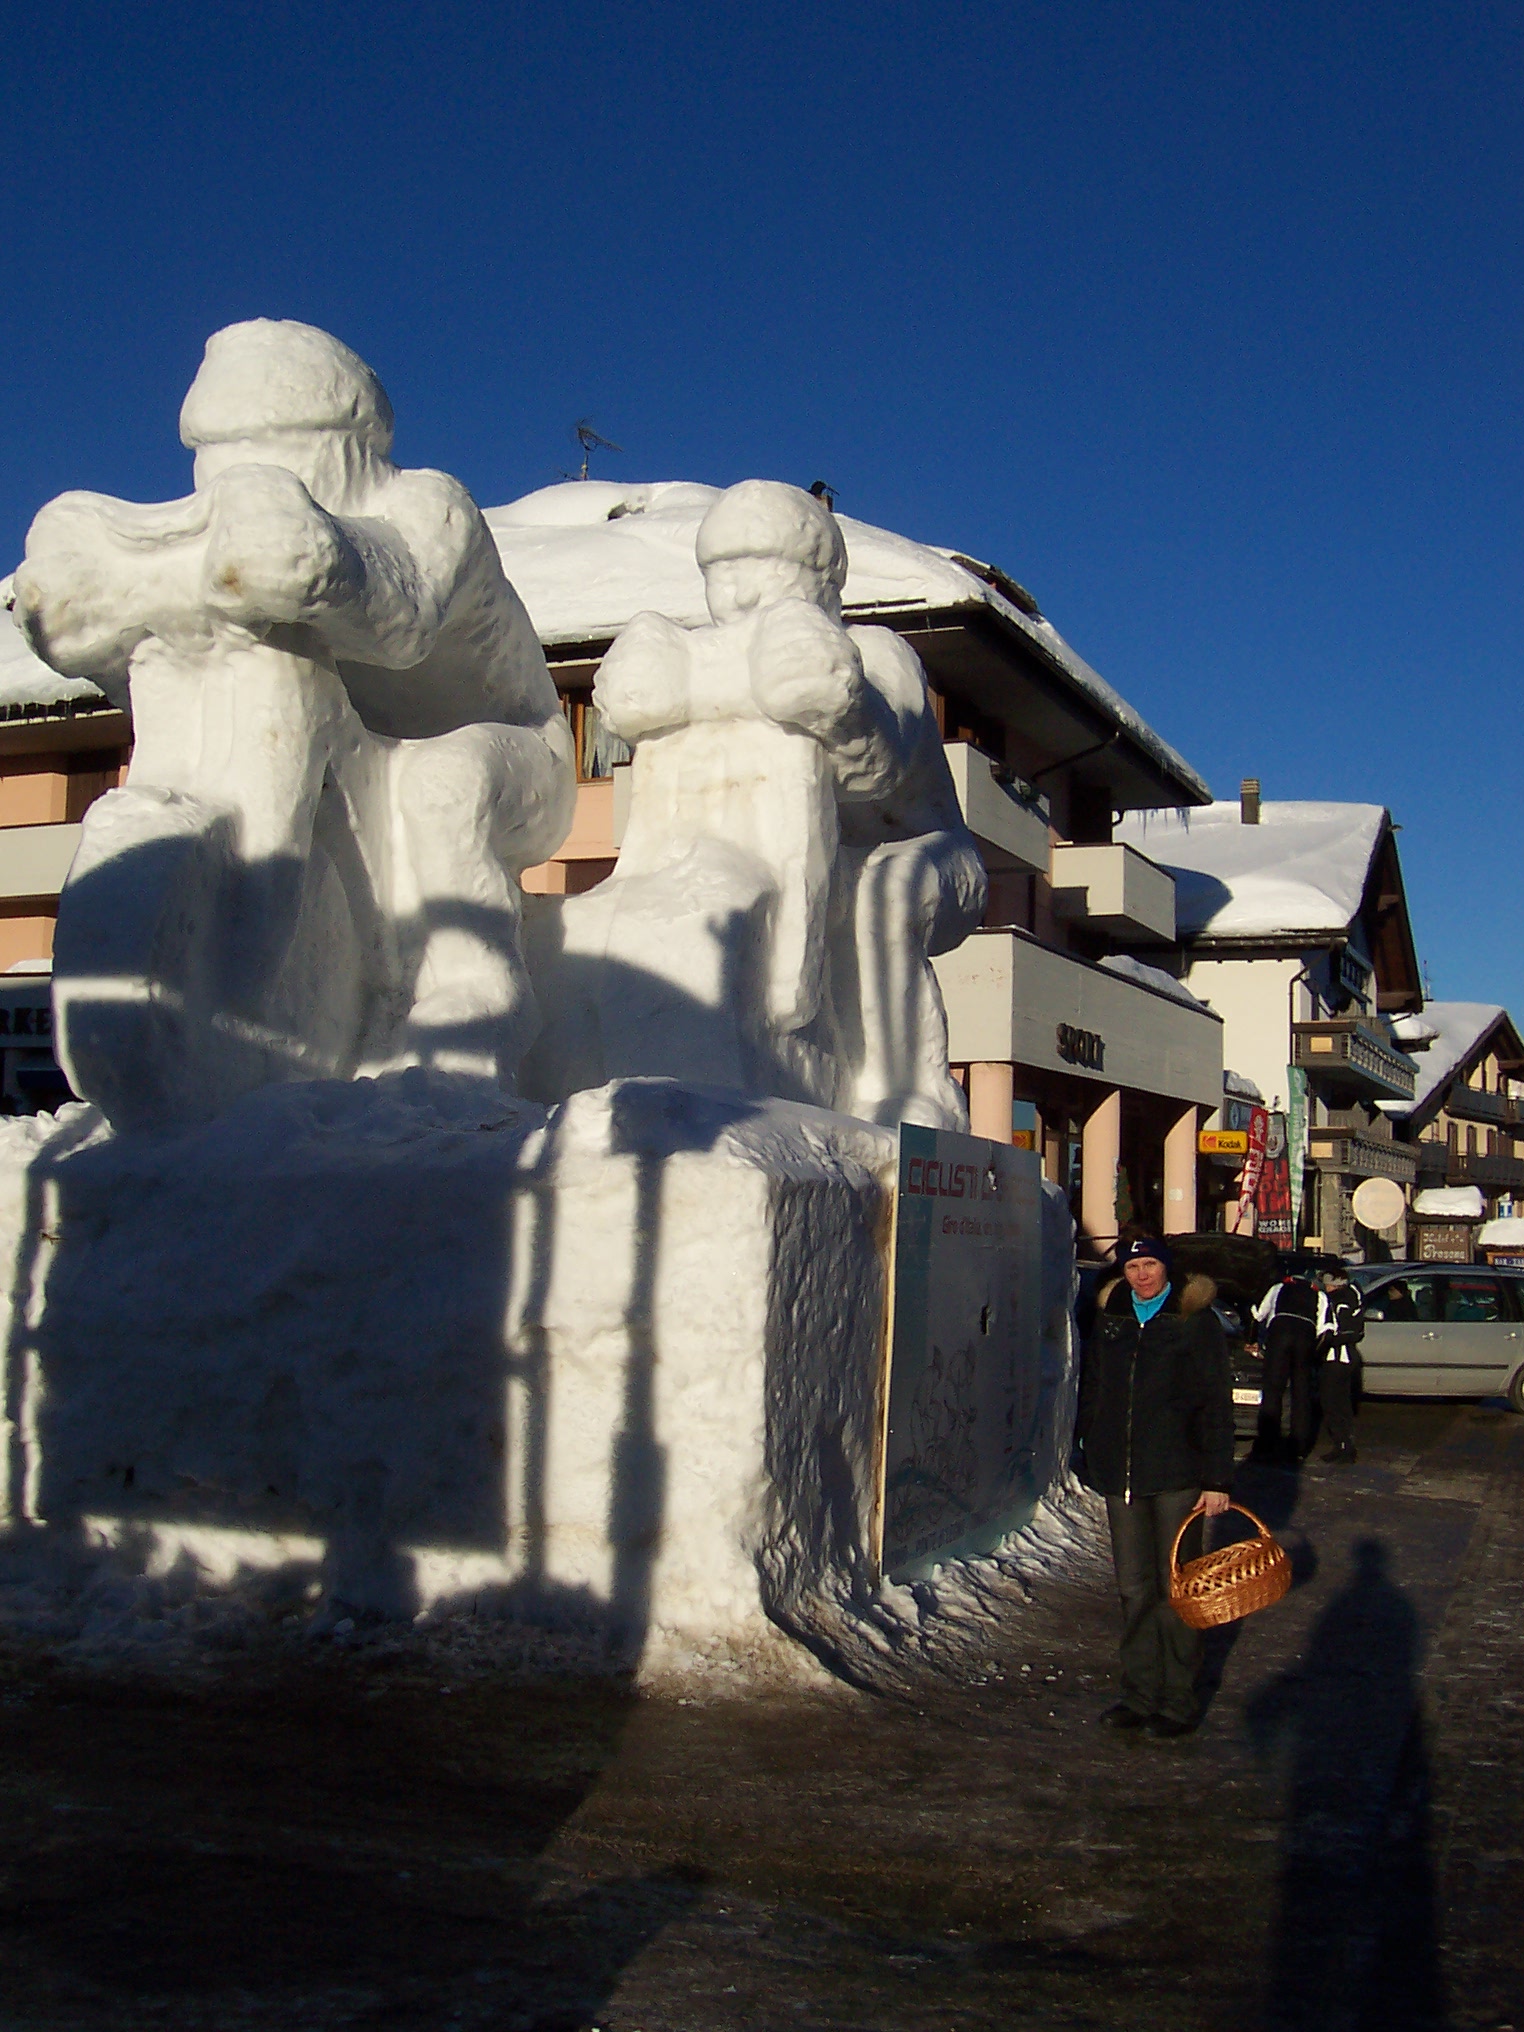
[
  {"left": 1250, "top": 1271, "right": 1324, "bottom": 1463},
  {"left": 1074, "top": 1236, "right": 1235, "bottom": 1738},
  {"left": 1318, "top": 1265, "right": 1365, "bottom": 1462}
]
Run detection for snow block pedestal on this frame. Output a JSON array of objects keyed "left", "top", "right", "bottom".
[{"left": 0, "top": 1075, "right": 899, "bottom": 1669}]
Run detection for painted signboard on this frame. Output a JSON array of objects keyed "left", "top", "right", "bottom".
[{"left": 880, "top": 1125, "right": 1044, "bottom": 1583}]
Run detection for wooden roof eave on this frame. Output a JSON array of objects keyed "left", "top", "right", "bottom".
[{"left": 1359, "top": 818, "right": 1423, "bottom": 1015}]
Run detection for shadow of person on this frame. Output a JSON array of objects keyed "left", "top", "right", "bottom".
[
  {"left": 1247, "top": 1537, "right": 1445, "bottom": 2031},
  {"left": 1193, "top": 1472, "right": 1318, "bottom": 1720}
]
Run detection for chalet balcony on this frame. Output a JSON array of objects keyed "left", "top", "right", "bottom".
[
  {"left": 1444, "top": 1085, "right": 1523, "bottom": 1128},
  {"left": 1306, "top": 1128, "right": 1418, "bottom": 1182},
  {"left": 1448, "top": 1150, "right": 1524, "bottom": 1191},
  {"left": 1292, "top": 1019, "right": 1417, "bottom": 1104}
]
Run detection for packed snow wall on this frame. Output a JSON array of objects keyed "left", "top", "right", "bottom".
[
  {"left": 0, "top": 1074, "right": 913, "bottom": 1664},
  {"left": 0, "top": 1073, "right": 1078, "bottom": 1674}
]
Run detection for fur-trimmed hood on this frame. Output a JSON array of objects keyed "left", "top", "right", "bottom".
[{"left": 1098, "top": 1270, "right": 1218, "bottom": 1317}]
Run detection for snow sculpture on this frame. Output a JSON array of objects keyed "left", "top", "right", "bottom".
[
  {"left": 525, "top": 481, "right": 986, "bottom": 1128},
  {"left": 12, "top": 320, "right": 575, "bottom": 1130}
]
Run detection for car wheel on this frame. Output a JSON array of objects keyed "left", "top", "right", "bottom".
[{"left": 1508, "top": 1366, "right": 1524, "bottom": 1415}]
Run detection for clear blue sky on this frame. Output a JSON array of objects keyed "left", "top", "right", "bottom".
[{"left": 3, "top": 1, "right": 1519, "bottom": 1010}]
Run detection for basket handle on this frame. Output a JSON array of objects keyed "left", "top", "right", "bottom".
[{"left": 1170, "top": 1499, "right": 1274, "bottom": 1574}]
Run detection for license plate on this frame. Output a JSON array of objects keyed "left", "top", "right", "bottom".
[{"left": 1232, "top": 1388, "right": 1262, "bottom": 1406}]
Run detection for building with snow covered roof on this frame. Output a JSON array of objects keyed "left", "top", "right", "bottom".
[
  {"left": 1384, "top": 1004, "right": 1524, "bottom": 1255},
  {"left": 1117, "top": 783, "right": 1424, "bottom": 1255}
]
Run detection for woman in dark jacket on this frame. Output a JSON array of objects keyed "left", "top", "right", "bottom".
[{"left": 1075, "top": 1235, "right": 1235, "bottom": 1738}]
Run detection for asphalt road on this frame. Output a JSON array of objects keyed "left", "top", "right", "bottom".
[{"left": 0, "top": 1398, "right": 1519, "bottom": 2031}]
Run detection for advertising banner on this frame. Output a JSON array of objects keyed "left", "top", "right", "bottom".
[
  {"left": 1255, "top": 1112, "right": 1293, "bottom": 1241},
  {"left": 1287, "top": 1066, "right": 1308, "bottom": 1236},
  {"left": 881, "top": 1126, "right": 1044, "bottom": 1583},
  {"left": 1230, "top": 1106, "right": 1269, "bottom": 1233}
]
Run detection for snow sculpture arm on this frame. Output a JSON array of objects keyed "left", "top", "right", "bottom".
[
  {"left": 747, "top": 600, "right": 907, "bottom": 802},
  {"left": 14, "top": 490, "right": 214, "bottom": 698},
  {"left": 597, "top": 598, "right": 910, "bottom": 808},
  {"left": 16, "top": 464, "right": 476, "bottom": 691},
  {"left": 593, "top": 610, "right": 701, "bottom": 741},
  {"left": 201, "top": 464, "right": 470, "bottom": 671}
]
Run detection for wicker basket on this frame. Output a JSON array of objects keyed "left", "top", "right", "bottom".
[{"left": 1168, "top": 1501, "right": 1291, "bottom": 1629}]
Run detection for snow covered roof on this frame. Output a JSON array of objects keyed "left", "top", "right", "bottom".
[
  {"left": 1, "top": 576, "right": 107, "bottom": 713},
  {"left": 1224, "top": 1069, "right": 1265, "bottom": 1101},
  {"left": 1098, "top": 952, "right": 1211, "bottom": 1011},
  {"left": 485, "top": 481, "right": 1210, "bottom": 802},
  {"left": 1115, "top": 800, "right": 1388, "bottom": 940},
  {"left": 1412, "top": 1185, "right": 1486, "bottom": 1220},
  {"left": 1479, "top": 1216, "right": 1524, "bottom": 1248},
  {"left": 1386, "top": 1002, "right": 1512, "bottom": 1118},
  {"left": 5, "top": 477, "right": 1213, "bottom": 811}
]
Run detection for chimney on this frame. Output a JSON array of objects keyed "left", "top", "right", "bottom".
[{"left": 1240, "top": 777, "right": 1261, "bottom": 825}]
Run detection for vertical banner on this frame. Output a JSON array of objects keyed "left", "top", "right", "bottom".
[
  {"left": 880, "top": 1126, "right": 1044, "bottom": 1582},
  {"left": 1255, "top": 1112, "right": 1293, "bottom": 1241},
  {"left": 1230, "top": 1106, "right": 1269, "bottom": 1233},
  {"left": 1287, "top": 1065, "right": 1309, "bottom": 1238}
]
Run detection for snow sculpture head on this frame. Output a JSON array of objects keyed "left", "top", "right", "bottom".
[
  {"left": 696, "top": 480, "right": 848, "bottom": 625},
  {"left": 16, "top": 319, "right": 574, "bottom": 1130},
  {"left": 180, "top": 318, "right": 396, "bottom": 504}
]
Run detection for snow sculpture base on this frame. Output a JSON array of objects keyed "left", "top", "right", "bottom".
[{"left": 0, "top": 1076, "right": 904, "bottom": 1668}]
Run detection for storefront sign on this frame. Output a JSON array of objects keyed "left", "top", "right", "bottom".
[
  {"left": 1198, "top": 1128, "right": 1249, "bottom": 1156},
  {"left": 881, "top": 1126, "right": 1044, "bottom": 1583},
  {"left": 1413, "top": 1222, "right": 1473, "bottom": 1264},
  {"left": 0, "top": 1003, "right": 52, "bottom": 1038},
  {"left": 1055, "top": 1022, "right": 1104, "bottom": 1070}
]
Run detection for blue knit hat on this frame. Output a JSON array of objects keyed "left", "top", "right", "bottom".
[{"left": 1121, "top": 1234, "right": 1173, "bottom": 1277}]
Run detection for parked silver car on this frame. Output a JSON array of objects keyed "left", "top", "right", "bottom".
[{"left": 1349, "top": 1263, "right": 1524, "bottom": 1410}]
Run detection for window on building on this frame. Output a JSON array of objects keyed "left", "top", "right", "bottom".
[
  {"left": 560, "top": 691, "right": 631, "bottom": 781},
  {"left": 926, "top": 683, "right": 1004, "bottom": 762}
]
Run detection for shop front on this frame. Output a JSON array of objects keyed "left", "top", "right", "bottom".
[{"left": 934, "top": 929, "right": 1224, "bottom": 1259}]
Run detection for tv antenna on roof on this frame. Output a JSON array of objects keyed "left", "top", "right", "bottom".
[{"left": 572, "top": 419, "right": 623, "bottom": 481}]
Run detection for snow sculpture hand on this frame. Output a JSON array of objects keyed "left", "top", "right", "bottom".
[
  {"left": 589, "top": 610, "right": 694, "bottom": 741},
  {"left": 201, "top": 464, "right": 362, "bottom": 629},
  {"left": 747, "top": 598, "right": 864, "bottom": 741}
]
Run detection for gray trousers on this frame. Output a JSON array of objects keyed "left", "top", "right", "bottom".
[{"left": 1105, "top": 1488, "right": 1206, "bottom": 1723}]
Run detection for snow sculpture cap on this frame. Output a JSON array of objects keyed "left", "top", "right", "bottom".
[
  {"left": 695, "top": 480, "right": 847, "bottom": 589},
  {"left": 180, "top": 320, "right": 395, "bottom": 452}
]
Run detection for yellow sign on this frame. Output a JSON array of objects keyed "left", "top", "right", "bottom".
[{"left": 1198, "top": 1129, "right": 1249, "bottom": 1156}]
